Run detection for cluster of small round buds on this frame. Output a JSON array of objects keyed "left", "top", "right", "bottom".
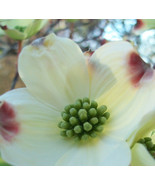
[
  {"left": 138, "top": 137, "right": 155, "bottom": 158},
  {"left": 58, "top": 97, "right": 110, "bottom": 141}
]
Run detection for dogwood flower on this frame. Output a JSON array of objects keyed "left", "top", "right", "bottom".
[
  {"left": 0, "top": 33, "right": 155, "bottom": 166},
  {"left": 128, "top": 110, "right": 155, "bottom": 166},
  {"left": 0, "top": 19, "right": 48, "bottom": 40}
]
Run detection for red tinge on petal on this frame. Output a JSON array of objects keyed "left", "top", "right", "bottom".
[
  {"left": 0, "top": 101, "right": 19, "bottom": 142},
  {"left": 134, "top": 19, "right": 144, "bottom": 30},
  {"left": 127, "top": 52, "right": 154, "bottom": 87}
]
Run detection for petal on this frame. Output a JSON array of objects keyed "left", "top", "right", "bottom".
[
  {"left": 55, "top": 134, "right": 131, "bottom": 166},
  {"left": 0, "top": 88, "right": 75, "bottom": 165},
  {"left": 90, "top": 41, "right": 155, "bottom": 139},
  {"left": 18, "top": 33, "right": 89, "bottom": 111},
  {"left": 131, "top": 143, "right": 155, "bottom": 166}
]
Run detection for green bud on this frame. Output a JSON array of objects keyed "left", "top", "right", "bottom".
[
  {"left": 81, "top": 134, "right": 89, "bottom": 141},
  {"left": 83, "top": 102, "right": 90, "bottom": 110},
  {"left": 62, "top": 113, "right": 70, "bottom": 121},
  {"left": 74, "top": 125, "right": 82, "bottom": 134},
  {"left": 90, "top": 117, "right": 98, "bottom": 125},
  {"left": 70, "top": 108, "right": 77, "bottom": 116},
  {"left": 66, "top": 130, "right": 74, "bottom": 137},
  {"left": 78, "top": 109, "right": 87, "bottom": 121},
  {"left": 103, "top": 112, "right": 110, "bottom": 120},
  {"left": 61, "top": 111, "right": 66, "bottom": 117},
  {"left": 90, "top": 100, "right": 98, "bottom": 108},
  {"left": 79, "top": 112, "right": 87, "bottom": 122},
  {"left": 97, "top": 105, "right": 107, "bottom": 116},
  {"left": 76, "top": 99, "right": 82, "bottom": 103},
  {"left": 83, "top": 122, "right": 92, "bottom": 131},
  {"left": 90, "top": 131, "right": 97, "bottom": 138},
  {"left": 95, "top": 125, "right": 104, "bottom": 132},
  {"left": 69, "top": 117, "right": 78, "bottom": 126},
  {"left": 99, "top": 117, "right": 107, "bottom": 125},
  {"left": 146, "top": 141, "right": 154, "bottom": 150},
  {"left": 152, "top": 144, "right": 155, "bottom": 150},
  {"left": 74, "top": 100, "right": 82, "bottom": 110},
  {"left": 89, "top": 108, "right": 97, "bottom": 117},
  {"left": 64, "top": 105, "right": 71, "bottom": 113},
  {"left": 59, "top": 97, "right": 109, "bottom": 141},
  {"left": 144, "top": 137, "right": 152, "bottom": 142},
  {"left": 78, "top": 109, "right": 87, "bottom": 115},
  {"left": 61, "top": 121, "right": 70, "bottom": 129},
  {"left": 58, "top": 121, "right": 62, "bottom": 128},
  {"left": 83, "top": 97, "right": 90, "bottom": 103},
  {"left": 150, "top": 151, "right": 155, "bottom": 157},
  {"left": 138, "top": 138, "right": 145, "bottom": 144}
]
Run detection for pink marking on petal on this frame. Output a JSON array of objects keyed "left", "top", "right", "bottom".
[
  {"left": 134, "top": 19, "right": 144, "bottom": 30},
  {"left": 127, "top": 52, "right": 154, "bottom": 87},
  {"left": 0, "top": 101, "right": 20, "bottom": 142}
]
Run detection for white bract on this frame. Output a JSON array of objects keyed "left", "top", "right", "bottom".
[{"left": 0, "top": 33, "right": 155, "bottom": 165}]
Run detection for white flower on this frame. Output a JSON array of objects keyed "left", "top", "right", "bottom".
[{"left": 0, "top": 33, "right": 155, "bottom": 166}]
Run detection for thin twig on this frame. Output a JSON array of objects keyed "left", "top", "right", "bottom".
[{"left": 11, "top": 40, "right": 22, "bottom": 90}]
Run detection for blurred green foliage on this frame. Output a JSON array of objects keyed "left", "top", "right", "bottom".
[{"left": 0, "top": 157, "right": 10, "bottom": 166}]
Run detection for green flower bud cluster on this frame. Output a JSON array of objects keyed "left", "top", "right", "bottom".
[
  {"left": 138, "top": 137, "right": 155, "bottom": 158},
  {"left": 58, "top": 97, "right": 110, "bottom": 141}
]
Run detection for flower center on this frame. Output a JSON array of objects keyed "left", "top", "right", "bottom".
[
  {"left": 58, "top": 97, "right": 110, "bottom": 141},
  {"left": 138, "top": 137, "right": 155, "bottom": 159}
]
